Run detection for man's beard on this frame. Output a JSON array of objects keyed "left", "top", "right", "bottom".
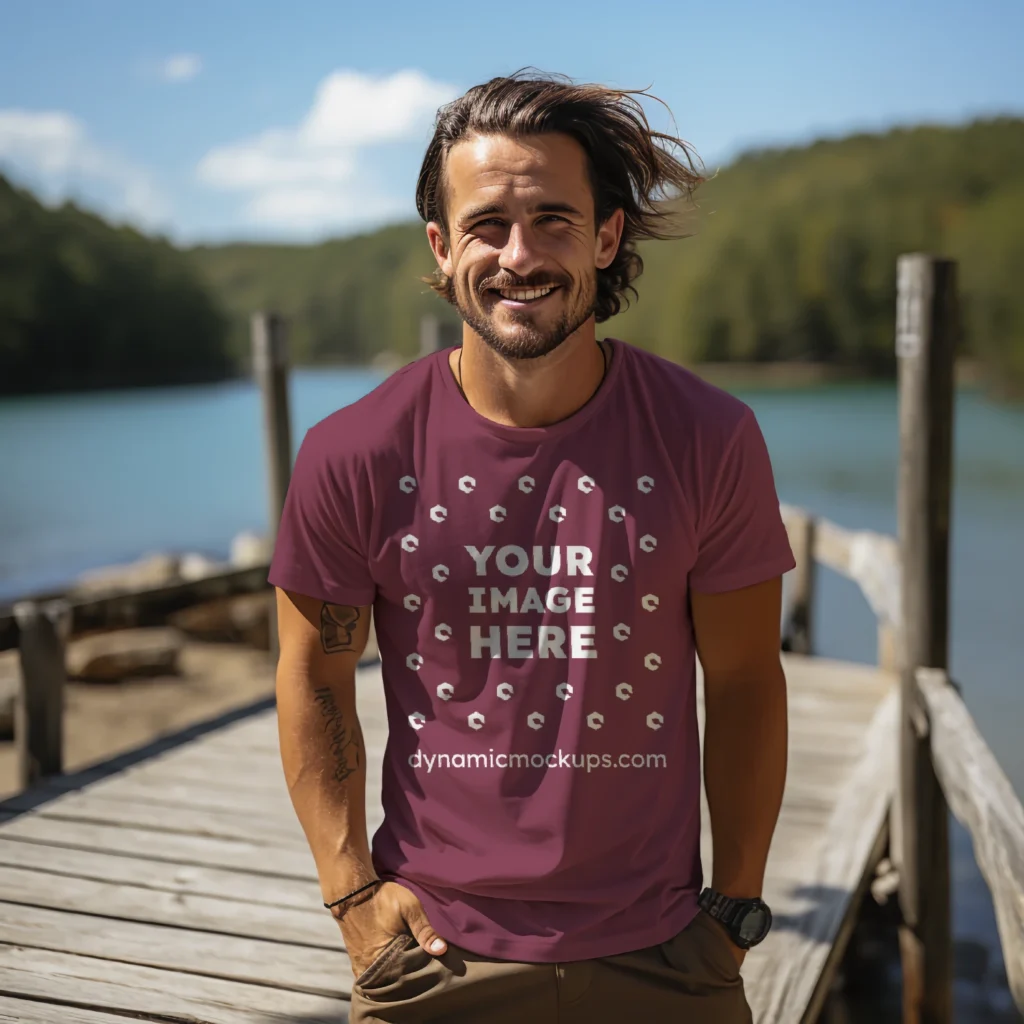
[{"left": 452, "top": 270, "right": 597, "bottom": 361}]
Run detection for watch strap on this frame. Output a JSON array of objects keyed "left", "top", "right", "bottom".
[
  {"left": 699, "top": 887, "right": 773, "bottom": 950},
  {"left": 700, "top": 888, "right": 748, "bottom": 927}
]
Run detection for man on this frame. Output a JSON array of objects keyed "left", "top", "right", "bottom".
[{"left": 269, "top": 70, "right": 794, "bottom": 1023}]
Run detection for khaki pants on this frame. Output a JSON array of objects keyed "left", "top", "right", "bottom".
[{"left": 350, "top": 909, "right": 752, "bottom": 1023}]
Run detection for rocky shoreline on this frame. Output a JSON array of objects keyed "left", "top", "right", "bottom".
[{"left": 0, "top": 531, "right": 274, "bottom": 740}]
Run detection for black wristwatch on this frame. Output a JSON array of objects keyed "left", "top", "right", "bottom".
[{"left": 698, "top": 888, "right": 773, "bottom": 950}]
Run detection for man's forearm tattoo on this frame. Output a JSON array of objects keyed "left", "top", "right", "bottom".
[
  {"left": 312, "top": 686, "right": 361, "bottom": 784},
  {"left": 320, "top": 603, "right": 359, "bottom": 654}
]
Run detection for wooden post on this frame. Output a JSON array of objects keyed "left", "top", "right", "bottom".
[
  {"left": 421, "top": 314, "right": 461, "bottom": 356},
  {"left": 782, "top": 512, "right": 816, "bottom": 655},
  {"left": 420, "top": 314, "right": 441, "bottom": 357},
  {"left": 252, "top": 312, "right": 293, "bottom": 662},
  {"left": 878, "top": 622, "right": 900, "bottom": 673},
  {"left": 13, "top": 599, "right": 71, "bottom": 789},
  {"left": 893, "top": 254, "right": 957, "bottom": 1023}
]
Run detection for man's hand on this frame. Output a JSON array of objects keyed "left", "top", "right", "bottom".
[
  {"left": 704, "top": 912, "right": 746, "bottom": 970},
  {"left": 338, "top": 881, "right": 448, "bottom": 980}
]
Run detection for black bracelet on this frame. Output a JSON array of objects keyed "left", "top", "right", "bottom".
[{"left": 324, "top": 879, "right": 382, "bottom": 910}]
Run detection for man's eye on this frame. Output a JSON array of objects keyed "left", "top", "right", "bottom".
[{"left": 539, "top": 215, "right": 567, "bottom": 224}]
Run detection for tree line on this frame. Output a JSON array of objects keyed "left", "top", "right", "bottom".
[
  {"left": 614, "top": 116, "right": 1024, "bottom": 393},
  {"left": 0, "top": 175, "right": 231, "bottom": 396},
  {"left": 2, "top": 116, "right": 1022, "bottom": 398}
]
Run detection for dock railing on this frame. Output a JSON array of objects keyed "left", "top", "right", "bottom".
[
  {"left": 2, "top": 565, "right": 272, "bottom": 786},
  {"left": 779, "top": 504, "right": 1024, "bottom": 1018},
  {"left": 780, "top": 253, "right": 1024, "bottom": 1021}
]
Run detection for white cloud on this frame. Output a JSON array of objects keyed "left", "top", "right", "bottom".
[
  {"left": 196, "top": 69, "right": 458, "bottom": 232},
  {"left": 0, "top": 109, "right": 169, "bottom": 228},
  {"left": 198, "top": 128, "right": 355, "bottom": 190},
  {"left": 247, "top": 188, "right": 409, "bottom": 231},
  {"left": 159, "top": 54, "right": 202, "bottom": 83},
  {"left": 300, "top": 70, "right": 455, "bottom": 148}
]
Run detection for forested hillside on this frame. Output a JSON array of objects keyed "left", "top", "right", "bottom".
[
  {"left": 613, "top": 117, "right": 1024, "bottom": 387},
  {"left": 3, "top": 117, "right": 1023, "bottom": 397},
  {"left": 0, "top": 175, "right": 231, "bottom": 396},
  {"left": 188, "top": 117, "right": 1024, "bottom": 394},
  {"left": 188, "top": 223, "right": 456, "bottom": 368}
]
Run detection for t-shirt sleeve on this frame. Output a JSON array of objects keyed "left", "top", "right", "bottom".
[
  {"left": 689, "top": 406, "right": 796, "bottom": 594},
  {"left": 267, "top": 426, "right": 377, "bottom": 606}
]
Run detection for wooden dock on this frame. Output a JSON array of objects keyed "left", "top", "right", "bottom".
[
  {"left": 0, "top": 648, "right": 896, "bottom": 1024},
  {"left": 0, "top": 254, "right": 1020, "bottom": 1022}
]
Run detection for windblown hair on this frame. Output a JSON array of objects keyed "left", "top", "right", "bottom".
[{"left": 415, "top": 69, "right": 704, "bottom": 322}]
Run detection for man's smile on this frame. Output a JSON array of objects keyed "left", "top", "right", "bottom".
[{"left": 487, "top": 285, "right": 563, "bottom": 308}]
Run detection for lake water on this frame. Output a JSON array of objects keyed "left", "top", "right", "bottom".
[{"left": 0, "top": 364, "right": 1021, "bottom": 1017}]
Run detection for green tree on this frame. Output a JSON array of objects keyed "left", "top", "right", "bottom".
[{"left": 0, "top": 175, "right": 233, "bottom": 395}]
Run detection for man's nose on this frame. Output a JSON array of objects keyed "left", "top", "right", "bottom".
[{"left": 498, "top": 223, "right": 544, "bottom": 278}]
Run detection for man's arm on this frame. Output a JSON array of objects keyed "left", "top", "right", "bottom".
[
  {"left": 274, "top": 587, "right": 449, "bottom": 975},
  {"left": 691, "top": 577, "right": 788, "bottom": 920},
  {"left": 275, "top": 588, "right": 377, "bottom": 898}
]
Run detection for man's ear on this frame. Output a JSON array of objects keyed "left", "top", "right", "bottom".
[
  {"left": 426, "top": 222, "right": 454, "bottom": 278},
  {"left": 595, "top": 208, "right": 625, "bottom": 270}
]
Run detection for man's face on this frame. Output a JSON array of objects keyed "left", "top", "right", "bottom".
[{"left": 427, "top": 132, "right": 623, "bottom": 360}]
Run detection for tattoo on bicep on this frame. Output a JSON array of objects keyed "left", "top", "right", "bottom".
[
  {"left": 312, "top": 686, "right": 361, "bottom": 784},
  {"left": 320, "top": 603, "right": 360, "bottom": 654}
]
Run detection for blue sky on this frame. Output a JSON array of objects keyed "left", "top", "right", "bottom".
[{"left": 1, "top": 0, "right": 1021, "bottom": 245}]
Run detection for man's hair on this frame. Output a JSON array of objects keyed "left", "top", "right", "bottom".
[{"left": 415, "top": 69, "right": 704, "bottom": 322}]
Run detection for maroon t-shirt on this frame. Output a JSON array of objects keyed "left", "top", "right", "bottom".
[{"left": 268, "top": 338, "right": 795, "bottom": 961}]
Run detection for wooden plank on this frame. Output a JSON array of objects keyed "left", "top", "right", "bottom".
[
  {"left": 694, "top": 657, "right": 898, "bottom": 1021},
  {"left": 128, "top": 716, "right": 387, "bottom": 783},
  {"left": 0, "top": 697, "right": 282, "bottom": 822},
  {"left": 98, "top": 757, "right": 383, "bottom": 802},
  {"left": 0, "top": 945, "right": 349, "bottom": 1024},
  {"left": 773, "top": 787, "right": 838, "bottom": 815},
  {"left": 787, "top": 740, "right": 878, "bottom": 767},
  {"left": 801, "top": 819, "right": 890, "bottom": 1023},
  {"left": 918, "top": 668, "right": 1024, "bottom": 1013},
  {"left": 184, "top": 709, "right": 281, "bottom": 744},
  {"left": 816, "top": 518, "right": 900, "bottom": 627},
  {"left": 789, "top": 685, "right": 894, "bottom": 711},
  {"left": 8, "top": 752, "right": 298, "bottom": 802},
  {"left": 147, "top": 731, "right": 387, "bottom": 778},
  {"left": 0, "top": 838, "right": 321, "bottom": 909},
  {"left": 13, "top": 772, "right": 298, "bottom": 816},
  {"left": 779, "top": 506, "right": 899, "bottom": 629},
  {"left": 72, "top": 571, "right": 275, "bottom": 641},
  {"left": 750, "top": 689, "right": 898, "bottom": 1023},
  {"left": 42, "top": 783, "right": 381, "bottom": 847},
  {"left": 780, "top": 657, "right": 895, "bottom": 701},
  {"left": 109, "top": 755, "right": 294, "bottom": 790},
  {"left": 0, "top": 566, "right": 274, "bottom": 653},
  {"left": 0, "top": 864, "right": 337, "bottom": 948},
  {"left": 0, "top": 901, "right": 350, "bottom": 995},
  {"left": 0, "top": 993, "right": 163, "bottom": 1024},
  {"left": 200, "top": 719, "right": 389, "bottom": 756},
  {"left": 2, "top": 792, "right": 308, "bottom": 847},
  {"left": 789, "top": 690, "right": 888, "bottom": 715},
  {"left": 0, "top": 816, "right": 317, "bottom": 879}
]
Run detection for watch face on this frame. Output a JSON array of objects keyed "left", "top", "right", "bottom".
[{"left": 738, "top": 904, "right": 772, "bottom": 945}]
